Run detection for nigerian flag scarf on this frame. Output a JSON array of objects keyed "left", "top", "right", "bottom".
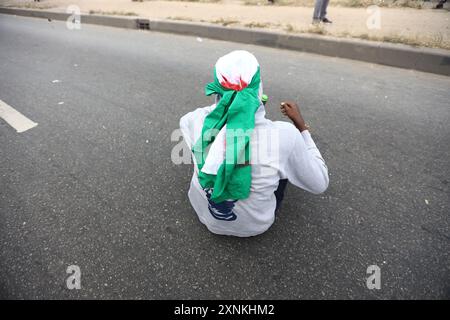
[{"left": 192, "top": 50, "right": 262, "bottom": 203}]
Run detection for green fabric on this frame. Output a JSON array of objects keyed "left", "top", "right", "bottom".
[{"left": 192, "top": 67, "right": 261, "bottom": 203}]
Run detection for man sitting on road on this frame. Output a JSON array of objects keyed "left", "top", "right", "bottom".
[{"left": 180, "top": 50, "right": 329, "bottom": 237}]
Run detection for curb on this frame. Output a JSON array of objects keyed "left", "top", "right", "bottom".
[{"left": 1, "top": 7, "right": 449, "bottom": 76}]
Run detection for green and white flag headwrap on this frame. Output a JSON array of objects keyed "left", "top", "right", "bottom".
[{"left": 192, "top": 50, "right": 263, "bottom": 203}]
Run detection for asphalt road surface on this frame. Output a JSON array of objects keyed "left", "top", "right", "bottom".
[{"left": 0, "top": 13, "right": 449, "bottom": 299}]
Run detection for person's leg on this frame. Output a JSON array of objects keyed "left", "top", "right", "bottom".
[
  {"left": 312, "top": 0, "right": 324, "bottom": 23},
  {"left": 274, "top": 179, "right": 288, "bottom": 211},
  {"left": 320, "top": 0, "right": 330, "bottom": 20},
  {"left": 436, "top": 0, "right": 447, "bottom": 8}
]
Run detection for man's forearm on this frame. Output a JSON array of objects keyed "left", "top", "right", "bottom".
[{"left": 292, "top": 117, "right": 309, "bottom": 132}]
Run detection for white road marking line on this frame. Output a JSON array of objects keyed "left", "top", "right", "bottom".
[{"left": 0, "top": 99, "right": 38, "bottom": 133}]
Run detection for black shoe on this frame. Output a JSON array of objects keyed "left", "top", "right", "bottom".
[
  {"left": 322, "top": 17, "right": 332, "bottom": 24},
  {"left": 435, "top": 3, "right": 443, "bottom": 8}
]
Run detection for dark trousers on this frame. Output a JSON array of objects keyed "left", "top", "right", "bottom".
[{"left": 274, "top": 179, "right": 288, "bottom": 211}]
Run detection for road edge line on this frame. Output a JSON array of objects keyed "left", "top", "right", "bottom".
[{"left": 0, "top": 99, "right": 38, "bottom": 133}]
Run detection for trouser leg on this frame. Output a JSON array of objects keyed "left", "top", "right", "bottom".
[
  {"left": 274, "top": 179, "right": 288, "bottom": 211},
  {"left": 312, "top": 0, "right": 324, "bottom": 21},
  {"left": 320, "top": 0, "right": 330, "bottom": 19}
]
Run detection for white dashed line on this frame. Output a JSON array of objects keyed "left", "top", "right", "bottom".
[{"left": 0, "top": 99, "right": 38, "bottom": 133}]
